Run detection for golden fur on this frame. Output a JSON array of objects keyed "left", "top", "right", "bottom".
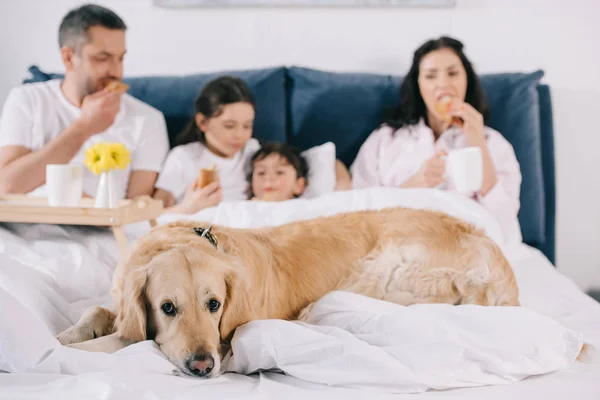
[{"left": 57, "top": 206, "right": 522, "bottom": 377}]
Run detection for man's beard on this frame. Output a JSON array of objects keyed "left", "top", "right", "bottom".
[
  {"left": 78, "top": 75, "right": 116, "bottom": 99},
  {"left": 75, "top": 74, "right": 98, "bottom": 101}
]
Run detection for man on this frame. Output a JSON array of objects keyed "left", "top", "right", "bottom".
[{"left": 0, "top": 4, "right": 169, "bottom": 200}]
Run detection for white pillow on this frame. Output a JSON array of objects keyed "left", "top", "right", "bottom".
[{"left": 300, "top": 142, "right": 337, "bottom": 199}]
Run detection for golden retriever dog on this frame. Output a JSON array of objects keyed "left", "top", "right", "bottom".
[{"left": 57, "top": 206, "right": 521, "bottom": 378}]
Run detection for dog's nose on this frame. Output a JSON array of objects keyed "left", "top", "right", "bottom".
[{"left": 185, "top": 353, "right": 214, "bottom": 377}]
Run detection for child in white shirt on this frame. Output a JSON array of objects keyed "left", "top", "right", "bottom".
[
  {"left": 153, "top": 76, "right": 260, "bottom": 214},
  {"left": 247, "top": 142, "right": 309, "bottom": 201}
]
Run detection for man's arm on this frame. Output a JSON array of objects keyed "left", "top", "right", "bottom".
[
  {"left": 0, "top": 86, "right": 124, "bottom": 195},
  {"left": 126, "top": 170, "right": 159, "bottom": 199},
  {"left": 0, "top": 121, "right": 90, "bottom": 194},
  {"left": 126, "top": 111, "right": 170, "bottom": 200}
]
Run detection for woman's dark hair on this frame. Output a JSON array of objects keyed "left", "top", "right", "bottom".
[
  {"left": 177, "top": 76, "right": 256, "bottom": 146},
  {"left": 383, "top": 36, "right": 489, "bottom": 130},
  {"left": 246, "top": 141, "right": 309, "bottom": 199}
]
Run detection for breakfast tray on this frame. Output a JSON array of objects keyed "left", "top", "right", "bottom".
[{"left": 0, "top": 195, "right": 163, "bottom": 255}]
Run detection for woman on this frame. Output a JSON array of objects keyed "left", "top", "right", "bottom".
[{"left": 350, "top": 36, "right": 522, "bottom": 242}]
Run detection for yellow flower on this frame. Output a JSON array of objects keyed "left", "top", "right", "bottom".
[
  {"left": 107, "top": 142, "right": 131, "bottom": 170},
  {"left": 84, "top": 144, "right": 108, "bottom": 175},
  {"left": 84, "top": 142, "right": 130, "bottom": 175}
]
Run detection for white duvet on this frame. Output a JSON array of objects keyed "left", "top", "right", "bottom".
[{"left": 0, "top": 188, "right": 598, "bottom": 399}]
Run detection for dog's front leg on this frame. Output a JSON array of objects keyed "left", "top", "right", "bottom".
[
  {"left": 56, "top": 306, "right": 116, "bottom": 345},
  {"left": 296, "top": 302, "right": 317, "bottom": 322},
  {"left": 66, "top": 332, "right": 132, "bottom": 353}
]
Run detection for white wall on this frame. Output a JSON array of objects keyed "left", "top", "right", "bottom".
[{"left": 1, "top": 0, "right": 599, "bottom": 290}]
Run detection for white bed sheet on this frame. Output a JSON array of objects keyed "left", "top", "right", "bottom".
[{"left": 0, "top": 188, "right": 599, "bottom": 399}]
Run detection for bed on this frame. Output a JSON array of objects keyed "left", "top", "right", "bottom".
[{"left": 1, "top": 66, "right": 599, "bottom": 399}]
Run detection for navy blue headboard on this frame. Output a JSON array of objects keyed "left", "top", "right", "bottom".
[
  {"left": 536, "top": 85, "right": 556, "bottom": 264},
  {"left": 22, "top": 65, "right": 557, "bottom": 264}
]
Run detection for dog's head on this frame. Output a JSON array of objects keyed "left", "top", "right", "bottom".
[{"left": 113, "top": 221, "right": 254, "bottom": 378}]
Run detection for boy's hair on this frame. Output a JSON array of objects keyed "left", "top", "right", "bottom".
[{"left": 246, "top": 142, "right": 309, "bottom": 199}]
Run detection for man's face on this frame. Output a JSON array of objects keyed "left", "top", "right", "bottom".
[{"left": 66, "top": 25, "right": 126, "bottom": 98}]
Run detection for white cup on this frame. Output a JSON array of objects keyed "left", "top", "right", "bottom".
[
  {"left": 46, "top": 165, "right": 84, "bottom": 207},
  {"left": 446, "top": 147, "right": 483, "bottom": 193}
]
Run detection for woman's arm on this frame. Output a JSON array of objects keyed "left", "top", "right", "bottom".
[
  {"left": 334, "top": 159, "right": 352, "bottom": 190},
  {"left": 475, "top": 135, "right": 522, "bottom": 223},
  {"left": 470, "top": 133, "right": 522, "bottom": 240},
  {"left": 478, "top": 145, "right": 498, "bottom": 196},
  {"left": 449, "top": 103, "right": 521, "bottom": 240},
  {"left": 448, "top": 102, "right": 499, "bottom": 195}
]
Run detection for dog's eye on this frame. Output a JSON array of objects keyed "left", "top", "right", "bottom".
[
  {"left": 208, "top": 299, "right": 221, "bottom": 313},
  {"left": 161, "top": 302, "right": 177, "bottom": 316}
]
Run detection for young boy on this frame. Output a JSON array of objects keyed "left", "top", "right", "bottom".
[{"left": 247, "top": 142, "right": 309, "bottom": 202}]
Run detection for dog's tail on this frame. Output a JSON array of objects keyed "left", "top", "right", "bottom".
[{"left": 577, "top": 343, "right": 595, "bottom": 362}]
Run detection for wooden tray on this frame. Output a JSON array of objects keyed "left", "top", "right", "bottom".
[{"left": 0, "top": 194, "right": 163, "bottom": 255}]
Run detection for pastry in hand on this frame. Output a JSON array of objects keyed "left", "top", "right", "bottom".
[
  {"left": 197, "top": 164, "right": 217, "bottom": 189},
  {"left": 435, "top": 96, "right": 463, "bottom": 128},
  {"left": 105, "top": 80, "right": 130, "bottom": 92}
]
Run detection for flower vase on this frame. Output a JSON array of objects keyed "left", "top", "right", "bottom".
[{"left": 95, "top": 171, "right": 117, "bottom": 208}]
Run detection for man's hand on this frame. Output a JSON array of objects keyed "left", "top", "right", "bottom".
[
  {"left": 77, "top": 88, "right": 126, "bottom": 137},
  {"left": 0, "top": 84, "right": 127, "bottom": 195}
]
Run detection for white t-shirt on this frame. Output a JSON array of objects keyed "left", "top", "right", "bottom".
[
  {"left": 0, "top": 80, "right": 170, "bottom": 200},
  {"left": 155, "top": 138, "right": 261, "bottom": 203}
]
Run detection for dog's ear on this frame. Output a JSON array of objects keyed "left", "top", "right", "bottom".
[
  {"left": 115, "top": 267, "right": 148, "bottom": 344},
  {"left": 219, "top": 267, "right": 255, "bottom": 342}
]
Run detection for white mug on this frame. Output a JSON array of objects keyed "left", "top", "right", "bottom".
[
  {"left": 46, "top": 165, "right": 84, "bottom": 207},
  {"left": 446, "top": 147, "right": 483, "bottom": 193}
]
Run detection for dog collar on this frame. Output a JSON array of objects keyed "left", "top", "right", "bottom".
[{"left": 193, "top": 225, "right": 218, "bottom": 249}]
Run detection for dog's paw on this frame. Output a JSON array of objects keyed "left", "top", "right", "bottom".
[
  {"left": 65, "top": 341, "right": 95, "bottom": 350},
  {"left": 296, "top": 302, "right": 316, "bottom": 322},
  {"left": 56, "top": 326, "right": 94, "bottom": 346},
  {"left": 56, "top": 306, "right": 115, "bottom": 345}
]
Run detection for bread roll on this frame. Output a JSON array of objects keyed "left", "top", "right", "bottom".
[
  {"left": 105, "top": 81, "right": 130, "bottom": 92},
  {"left": 197, "top": 164, "right": 217, "bottom": 189},
  {"left": 434, "top": 96, "right": 463, "bottom": 128}
]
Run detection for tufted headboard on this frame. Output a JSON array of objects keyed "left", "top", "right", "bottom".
[
  {"left": 536, "top": 85, "right": 556, "bottom": 265},
  {"left": 22, "top": 65, "right": 556, "bottom": 264}
]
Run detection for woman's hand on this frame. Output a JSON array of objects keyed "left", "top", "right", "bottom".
[
  {"left": 449, "top": 102, "right": 498, "bottom": 195},
  {"left": 176, "top": 181, "right": 222, "bottom": 214},
  {"left": 400, "top": 150, "right": 447, "bottom": 189},
  {"left": 448, "top": 101, "right": 486, "bottom": 147}
]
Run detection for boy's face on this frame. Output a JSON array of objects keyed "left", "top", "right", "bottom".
[{"left": 251, "top": 154, "right": 306, "bottom": 201}]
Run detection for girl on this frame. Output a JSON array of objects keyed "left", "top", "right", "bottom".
[
  {"left": 247, "top": 141, "right": 309, "bottom": 201},
  {"left": 153, "top": 76, "right": 260, "bottom": 214},
  {"left": 350, "top": 36, "right": 522, "bottom": 241}
]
